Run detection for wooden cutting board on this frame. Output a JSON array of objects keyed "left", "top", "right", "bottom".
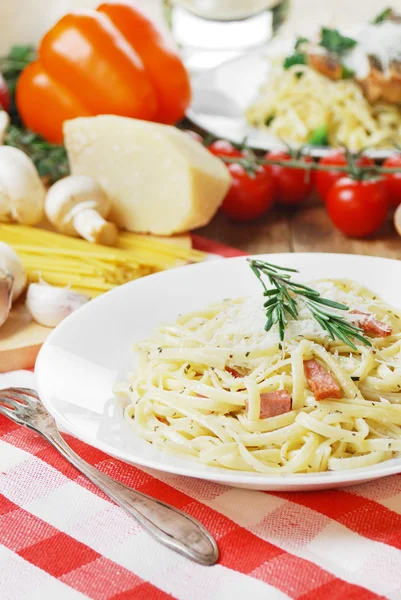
[
  {"left": 0, "top": 301, "right": 50, "bottom": 373},
  {"left": 0, "top": 232, "right": 193, "bottom": 372}
]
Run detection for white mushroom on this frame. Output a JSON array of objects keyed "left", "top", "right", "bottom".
[
  {"left": 0, "top": 146, "right": 46, "bottom": 225},
  {"left": 45, "top": 175, "right": 118, "bottom": 245},
  {"left": 0, "top": 111, "right": 9, "bottom": 144}
]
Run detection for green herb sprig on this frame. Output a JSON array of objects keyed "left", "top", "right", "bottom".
[
  {"left": 249, "top": 259, "right": 372, "bottom": 350},
  {"left": 283, "top": 52, "right": 307, "bottom": 70},
  {"left": 372, "top": 7, "right": 393, "bottom": 24},
  {"left": 0, "top": 45, "right": 36, "bottom": 124},
  {"left": 284, "top": 29, "right": 357, "bottom": 80},
  {"left": 4, "top": 124, "right": 69, "bottom": 184},
  {"left": 319, "top": 28, "right": 357, "bottom": 54},
  {"left": 308, "top": 125, "right": 329, "bottom": 146},
  {"left": 0, "top": 45, "right": 70, "bottom": 184}
]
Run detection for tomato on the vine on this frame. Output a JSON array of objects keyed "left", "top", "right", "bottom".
[
  {"left": 264, "top": 150, "right": 314, "bottom": 205},
  {"left": 326, "top": 177, "right": 389, "bottom": 237},
  {"left": 208, "top": 139, "right": 244, "bottom": 159},
  {"left": 383, "top": 154, "right": 401, "bottom": 206},
  {"left": 221, "top": 163, "right": 275, "bottom": 221},
  {"left": 316, "top": 150, "right": 374, "bottom": 201},
  {"left": 0, "top": 74, "right": 10, "bottom": 112}
]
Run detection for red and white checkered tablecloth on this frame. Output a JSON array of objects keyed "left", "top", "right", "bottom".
[{"left": 1, "top": 237, "right": 400, "bottom": 600}]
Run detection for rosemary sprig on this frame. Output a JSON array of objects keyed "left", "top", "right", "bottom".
[
  {"left": 0, "top": 45, "right": 36, "bottom": 125},
  {"left": 249, "top": 259, "right": 372, "bottom": 350},
  {"left": 4, "top": 124, "right": 69, "bottom": 184}
]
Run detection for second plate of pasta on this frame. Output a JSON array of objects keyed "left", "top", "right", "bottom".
[{"left": 187, "top": 31, "right": 401, "bottom": 156}]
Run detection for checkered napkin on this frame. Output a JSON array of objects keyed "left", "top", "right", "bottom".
[{"left": 0, "top": 237, "right": 400, "bottom": 600}]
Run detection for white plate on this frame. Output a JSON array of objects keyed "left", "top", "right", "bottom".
[
  {"left": 36, "top": 253, "right": 401, "bottom": 491},
  {"left": 187, "top": 39, "right": 394, "bottom": 159}
]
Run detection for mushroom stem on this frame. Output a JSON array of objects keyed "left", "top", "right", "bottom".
[{"left": 73, "top": 208, "right": 118, "bottom": 246}]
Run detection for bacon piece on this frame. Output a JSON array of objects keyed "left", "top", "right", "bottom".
[
  {"left": 350, "top": 310, "right": 392, "bottom": 337},
  {"left": 304, "top": 359, "right": 342, "bottom": 401},
  {"left": 247, "top": 390, "right": 293, "bottom": 419},
  {"left": 307, "top": 51, "right": 343, "bottom": 81},
  {"left": 226, "top": 367, "right": 242, "bottom": 378},
  {"left": 358, "top": 59, "right": 401, "bottom": 105}
]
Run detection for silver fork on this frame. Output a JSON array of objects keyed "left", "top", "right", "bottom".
[{"left": 0, "top": 388, "right": 218, "bottom": 566}]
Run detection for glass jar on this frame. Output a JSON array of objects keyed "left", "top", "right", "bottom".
[{"left": 163, "top": 0, "right": 290, "bottom": 72}]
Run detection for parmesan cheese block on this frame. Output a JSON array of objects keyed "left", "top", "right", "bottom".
[{"left": 64, "top": 116, "right": 231, "bottom": 235}]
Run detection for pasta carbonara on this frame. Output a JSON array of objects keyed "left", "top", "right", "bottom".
[
  {"left": 246, "top": 63, "right": 401, "bottom": 151},
  {"left": 116, "top": 279, "right": 401, "bottom": 474}
]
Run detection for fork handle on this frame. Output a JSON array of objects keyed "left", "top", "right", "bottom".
[{"left": 43, "top": 429, "right": 218, "bottom": 566}]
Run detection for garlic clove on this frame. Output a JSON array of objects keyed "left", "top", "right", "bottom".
[
  {"left": 0, "top": 268, "right": 13, "bottom": 327},
  {"left": 26, "top": 282, "right": 90, "bottom": 328},
  {"left": 0, "top": 241, "right": 26, "bottom": 301}
]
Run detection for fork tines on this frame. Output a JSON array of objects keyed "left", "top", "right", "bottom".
[{"left": 0, "top": 388, "right": 39, "bottom": 406}]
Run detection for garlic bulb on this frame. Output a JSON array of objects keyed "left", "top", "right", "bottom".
[
  {"left": 0, "top": 268, "right": 13, "bottom": 327},
  {"left": 0, "top": 242, "right": 26, "bottom": 301},
  {"left": 26, "top": 282, "right": 90, "bottom": 328}
]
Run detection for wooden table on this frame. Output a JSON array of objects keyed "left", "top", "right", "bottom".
[{"left": 199, "top": 195, "right": 401, "bottom": 258}]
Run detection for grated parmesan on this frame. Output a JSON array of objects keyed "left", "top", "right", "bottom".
[{"left": 189, "top": 280, "right": 385, "bottom": 350}]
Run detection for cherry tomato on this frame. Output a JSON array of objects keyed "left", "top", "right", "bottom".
[
  {"left": 316, "top": 150, "right": 374, "bottom": 201},
  {"left": 183, "top": 129, "right": 204, "bottom": 144},
  {"left": 327, "top": 177, "right": 389, "bottom": 237},
  {"left": 265, "top": 151, "right": 314, "bottom": 205},
  {"left": 222, "top": 163, "right": 275, "bottom": 221},
  {"left": 383, "top": 154, "right": 401, "bottom": 206},
  {"left": 208, "top": 139, "right": 244, "bottom": 158},
  {"left": 0, "top": 73, "right": 10, "bottom": 112}
]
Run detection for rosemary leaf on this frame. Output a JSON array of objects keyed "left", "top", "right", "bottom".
[
  {"left": 4, "top": 124, "right": 69, "bottom": 184},
  {"left": 254, "top": 261, "right": 299, "bottom": 273},
  {"left": 284, "top": 302, "right": 298, "bottom": 320},
  {"left": 329, "top": 323, "right": 358, "bottom": 350},
  {"left": 288, "top": 282, "right": 320, "bottom": 295},
  {"left": 308, "top": 296, "right": 349, "bottom": 310},
  {"left": 308, "top": 305, "right": 331, "bottom": 321},
  {"left": 264, "top": 296, "right": 280, "bottom": 308},
  {"left": 314, "top": 315, "right": 336, "bottom": 341}
]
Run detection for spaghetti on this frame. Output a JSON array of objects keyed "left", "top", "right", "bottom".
[
  {"left": 117, "top": 279, "right": 401, "bottom": 474},
  {"left": 246, "top": 63, "right": 401, "bottom": 151}
]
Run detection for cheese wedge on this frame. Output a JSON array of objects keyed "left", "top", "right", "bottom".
[{"left": 64, "top": 116, "right": 231, "bottom": 235}]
